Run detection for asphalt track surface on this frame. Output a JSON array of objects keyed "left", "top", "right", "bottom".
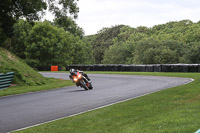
[{"left": 0, "top": 72, "right": 192, "bottom": 133}]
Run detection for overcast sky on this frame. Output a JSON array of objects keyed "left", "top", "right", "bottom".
[{"left": 75, "top": 0, "right": 200, "bottom": 35}]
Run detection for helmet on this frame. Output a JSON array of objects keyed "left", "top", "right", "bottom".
[{"left": 70, "top": 69, "right": 75, "bottom": 74}]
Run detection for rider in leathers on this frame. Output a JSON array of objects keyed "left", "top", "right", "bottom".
[{"left": 69, "top": 69, "right": 90, "bottom": 85}]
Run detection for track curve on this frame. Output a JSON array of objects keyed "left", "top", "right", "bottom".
[{"left": 0, "top": 72, "right": 192, "bottom": 133}]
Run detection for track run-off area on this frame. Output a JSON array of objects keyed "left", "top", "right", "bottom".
[{"left": 0, "top": 72, "right": 193, "bottom": 133}]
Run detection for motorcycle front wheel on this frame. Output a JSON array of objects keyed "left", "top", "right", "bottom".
[
  {"left": 88, "top": 82, "right": 93, "bottom": 90},
  {"left": 80, "top": 80, "right": 89, "bottom": 90}
]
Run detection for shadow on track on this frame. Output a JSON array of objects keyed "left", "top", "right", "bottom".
[{"left": 68, "top": 90, "right": 87, "bottom": 92}]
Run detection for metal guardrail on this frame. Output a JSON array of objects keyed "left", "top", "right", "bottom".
[{"left": 0, "top": 72, "right": 15, "bottom": 89}]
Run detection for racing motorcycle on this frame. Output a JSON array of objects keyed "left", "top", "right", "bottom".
[{"left": 70, "top": 70, "right": 93, "bottom": 90}]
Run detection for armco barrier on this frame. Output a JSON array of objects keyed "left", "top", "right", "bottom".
[
  {"left": 66, "top": 64, "right": 200, "bottom": 73},
  {"left": 0, "top": 72, "right": 15, "bottom": 89},
  {"left": 146, "top": 65, "right": 154, "bottom": 72}
]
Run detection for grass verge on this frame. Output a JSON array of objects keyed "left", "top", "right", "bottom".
[
  {"left": 0, "top": 78, "right": 74, "bottom": 97},
  {"left": 14, "top": 72, "right": 200, "bottom": 133}
]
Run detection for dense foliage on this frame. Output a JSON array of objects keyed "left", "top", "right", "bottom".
[
  {"left": 8, "top": 19, "right": 93, "bottom": 67},
  {"left": 86, "top": 20, "right": 200, "bottom": 64},
  {"left": 0, "top": 0, "right": 79, "bottom": 44},
  {"left": 53, "top": 16, "right": 84, "bottom": 38},
  {"left": 90, "top": 25, "right": 125, "bottom": 64},
  {"left": 0, "top": 0, "right": 46, "bottom": 43},
  {"left": 25, "top": 21, "right": 74, "bottom": 67},
  {"left": 0, "top": 0, "right": 95, "bottom": 67}
]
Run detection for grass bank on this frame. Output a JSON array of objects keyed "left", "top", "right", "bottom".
[
  {"left": 14, "top": 72, "right": 200, "bottom": 133},
  {"left": 0, "top": 47, "right": 48, "bottom": 86}
]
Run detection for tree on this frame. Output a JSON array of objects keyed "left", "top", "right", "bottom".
[
  {"left": 0, "top": 27, "right": 7, "bottom": 46},
  {"left": 53, "top": 16, "right": 84, "bottom": 38},
  {"left": 71, "top": 37, "right": 94, "bottom": 64},
  {"left": 92, "top": 25, "right": 125, "bottom": 64},
  {"left": 0, "top": 0, "right": 79, "bottom": 45},
  {"left": 117, "top": 26, "right": 135, "bottom": 41},
  {"left": 133, "top": 38, "right": 180, "bottom": 64},
  {"left": 0, "top": 0, "right": 46, "bottom": 41},
  {"left": 147, "top": 48, "right": 177, "bottom": 64},
  {"left": 185, "top": 25, "right": 200, "bottom": 43},
  {"left": 47, "top": 0, "right": 79, "bottom": 19},
  {"left": 10, "top": 19, "right": 32, "bottom": 59},
  {"left": 102, "top": 42, "right": 133, "bottom": 64},
  {"left": 25, "top": 21, "right": 74, "bottom": 67},
  {"left": 185, "top": 42, "right": 200, "bottom": 63}
]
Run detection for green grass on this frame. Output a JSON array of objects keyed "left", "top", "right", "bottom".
[
  {"left": 13, "top": 72, "right": 200, "bottom": 133},
  {"left": 0, "top": 47, "right": 50, "bottom": 86}
]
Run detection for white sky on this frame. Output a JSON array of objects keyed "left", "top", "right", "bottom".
[{"left": 75, "top": 0, "right": 200, "bottom": 35}]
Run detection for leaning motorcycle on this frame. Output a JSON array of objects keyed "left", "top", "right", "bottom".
[{"left": 71, "top": 72, "right": 93, "bottom": 90}]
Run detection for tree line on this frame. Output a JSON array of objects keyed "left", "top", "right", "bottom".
[{"left": 87, "top": 20, "right": 200, "bottom": 64}]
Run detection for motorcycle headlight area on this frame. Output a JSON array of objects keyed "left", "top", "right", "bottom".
[{"left": 73, "top": 77, "right": 78, "bottom": 82}]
